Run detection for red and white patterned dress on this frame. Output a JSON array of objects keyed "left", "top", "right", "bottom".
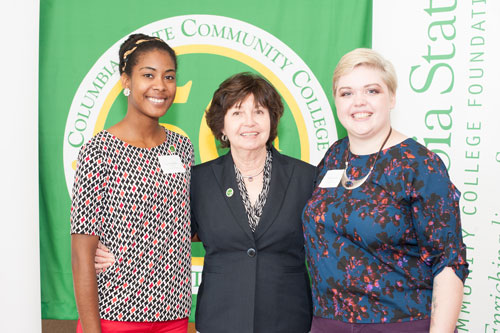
[{"left": 70, "top": 129, "right": 193, "bottom": 322}]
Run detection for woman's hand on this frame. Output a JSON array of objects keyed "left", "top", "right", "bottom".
[
  {"left": 430, "top": 266, "right": 464, "bottom": 333},
  {"left": 94, "top": 242, "right": 115, "bottom": 273}
]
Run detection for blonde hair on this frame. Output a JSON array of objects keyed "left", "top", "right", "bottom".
[{"left": 332, "top": 48, "right": 398, "bottom": 96}]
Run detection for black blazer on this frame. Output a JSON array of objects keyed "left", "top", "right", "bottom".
[{"left": 191, "top": 147, "right": 316, "bottom": 333}]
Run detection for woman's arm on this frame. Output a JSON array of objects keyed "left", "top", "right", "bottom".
[
  {"left": 72, "top": 234, "right": 101, "bottom": 333},
  {"left": 406, "top": 150, "right": 468, "bottom": 332},
  {"left": 430, "top": 267, "right": 464, "bottom": 333}
]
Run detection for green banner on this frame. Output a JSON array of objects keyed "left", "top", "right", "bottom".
[{"left": 40, "top": 0, "right": 372, "bottom": 320}]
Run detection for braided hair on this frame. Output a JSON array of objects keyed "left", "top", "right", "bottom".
[{"left": 118, "top": 33, "right": 177, "bottom": 76}]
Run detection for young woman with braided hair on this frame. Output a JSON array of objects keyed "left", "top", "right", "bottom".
[{"left": 71, "top": 33, "right": 193, "bottom": 333}]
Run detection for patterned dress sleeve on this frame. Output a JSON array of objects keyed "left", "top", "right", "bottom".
[
  {"left": 408, "top": 149, "right": 468, "bottom": 282},
  {"left": 70, "top": 141, "right": 108, "bottom": 236}
]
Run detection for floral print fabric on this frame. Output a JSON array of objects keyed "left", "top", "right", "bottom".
[{"left": 302, "top": 138, "right": 468, "bottom": 323}]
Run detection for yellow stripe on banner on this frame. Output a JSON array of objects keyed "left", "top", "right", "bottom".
[
  {"left": 173, "top": 80, "right": 192, "bottom": 103},
  {"left": 191, "top": 257, "right": 204, "bottom": 266},
  {"left": 159, "top": 123, "right": 189, "bottom": 137},
  {"left": 94, "top": 81, "right": 123, "bottom": 135},
  {"left": 198, "top": 101, "right": 218, "bottom": 163}
]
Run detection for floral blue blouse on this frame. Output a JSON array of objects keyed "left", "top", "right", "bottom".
[{"left": 302, "top": 138, "right": 468, "bottom": 323}]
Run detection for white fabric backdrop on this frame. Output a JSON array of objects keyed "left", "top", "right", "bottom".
[{"left": 0, "top": 0, "right": 41, "bottom": 331}]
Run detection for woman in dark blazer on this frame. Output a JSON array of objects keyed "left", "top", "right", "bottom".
[{"left": 192, "top": 73, "right": 315, "bottom": 333}]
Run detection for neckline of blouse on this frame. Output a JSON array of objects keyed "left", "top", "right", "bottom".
[
  {"left": 103, "top": 127, "right": 170, "bottom": 150},
  {"left": 345, "top": 137, "right": 412, "bottom": 159}
]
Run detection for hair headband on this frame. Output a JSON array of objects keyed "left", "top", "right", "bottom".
[{"left": 121, "top": 37, "right": 164, "bottom": 72}]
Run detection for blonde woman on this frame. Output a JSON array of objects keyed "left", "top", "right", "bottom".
[{"left": 302, "top": 49, "right": 468, "bottom": 333}]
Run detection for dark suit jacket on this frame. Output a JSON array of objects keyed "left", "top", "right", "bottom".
[{"left": 191, "top": 147, "right": 316, "bottom": 333}]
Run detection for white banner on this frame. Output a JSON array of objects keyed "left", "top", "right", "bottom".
[
  {"left": 374, "top": 0, "right": 500, "bottom": 331},
  {"left": 0, "top": 0, "right": 41, "bottom": 331}
]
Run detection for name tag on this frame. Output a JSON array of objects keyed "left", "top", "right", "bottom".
[
  {"left": 318, "top": 169, "right": 343, "bottom": 188},
  {"left": 158, "top": 155, "right": 186, "bottom": 174}
]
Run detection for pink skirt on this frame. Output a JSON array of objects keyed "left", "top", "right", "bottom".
[{"left": 76, "top": 317, "right": 188, "bottom": 333}]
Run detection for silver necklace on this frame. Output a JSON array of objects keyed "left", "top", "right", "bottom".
[
  {"left": 340, "top": 128, "right": 392, "bottom": 190},
  {"left": 241, "top": 168, "right": 264, "bottom": 182}
]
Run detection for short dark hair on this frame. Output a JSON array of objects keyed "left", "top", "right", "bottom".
[
  {"left": 118, "top": 33, "right": 177, "bottom": 76},
  {"left": 206, "top": 72, "right": 284, "bottom": 148}
]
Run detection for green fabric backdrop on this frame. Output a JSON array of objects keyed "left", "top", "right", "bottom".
[{"left": 39, "top": 0, "right": 372, "bottom": 320}]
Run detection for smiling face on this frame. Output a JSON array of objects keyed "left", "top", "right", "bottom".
[
  {"left": 222, "top": 94, "right": 271, "bottom": 154},
  {"left": 334, "top": 65, "right": 395, "bottom": 142},
  {"left": 121, "top": 49, "right": 176, "bottom": 121}
]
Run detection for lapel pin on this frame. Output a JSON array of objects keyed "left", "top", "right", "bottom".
[
  {"left": 169, "top": 145, "right": 176, "bottom": 153},
  {"left": 226, "top": 188, "right": 234, "bottom": 197}
]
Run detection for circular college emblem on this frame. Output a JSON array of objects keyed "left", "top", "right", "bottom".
[{"left": 63, "top": 15, "right": 336, "bottom": 194}]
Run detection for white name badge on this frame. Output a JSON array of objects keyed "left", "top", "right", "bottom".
[
  {"left": 318, "top": 169, "right": 344, "bottom": 188},
  {"left": 158, "top": 155, "right": 186, "bottom": 174}
]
